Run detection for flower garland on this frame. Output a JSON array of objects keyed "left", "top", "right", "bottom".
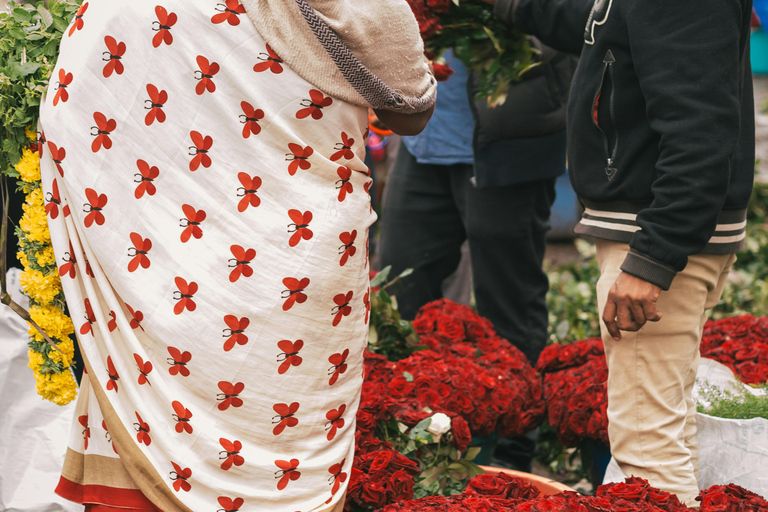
[
  {"left": 15, "top": 130, "right": 77, "bottom": 405},
  {"left": 1, "top": 1, "right": 84, "bottom": 405}
]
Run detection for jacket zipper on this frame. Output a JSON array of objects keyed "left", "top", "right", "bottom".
[{"left": 592, "top": 50, "right": 618, "bottom": 180}]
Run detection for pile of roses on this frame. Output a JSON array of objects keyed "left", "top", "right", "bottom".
[
  {"left": 410, "top": 299, "right": 546, "bottom": 437},
  {"left": 375, "top": 472, "right": 768, "bottom": 511},
  {"left": 536, "top": 337, "right": 609, "bottom": 447},
  {"left": 701, "top": 315, "right": 768, "bottom": 385}
]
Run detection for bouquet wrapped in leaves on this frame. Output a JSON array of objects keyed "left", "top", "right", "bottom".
[{"left": 407, "top": 0, "right": 537, "bottom": 105}]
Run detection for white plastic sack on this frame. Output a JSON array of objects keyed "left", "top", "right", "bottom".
[
  {"left": 604, "top": 358, "right": 768, "bottom": 498},
  {"left": 0, "top": 268, "right": 79, "bottom": 512}
]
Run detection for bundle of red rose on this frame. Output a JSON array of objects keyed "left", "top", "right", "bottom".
[
  {"left": 701, "top": 315, "right": 768, "bottom": 385},
  {"left": 375, "top": 472, "right": 768, "bottom": 511},
  {"left": 535, "top": 337, "right": 609, "bottom": 447},
  {"left": 410, "top": 299, "right": 546, "bottom": 438}
]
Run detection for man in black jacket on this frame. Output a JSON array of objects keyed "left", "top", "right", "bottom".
[{"left": 488, "top": 0, "right": 755, "bottom": 504}]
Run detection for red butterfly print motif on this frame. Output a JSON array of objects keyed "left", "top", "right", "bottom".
[
  {"left": 106, "top": 356, "right": 120, "bottom": 392},
  {"left": 134, "top": 412, "right": 151, "bottom": 446},
  {"left": 275, "top": 459, "right": 301, "bottom": 490},
  {"left": 254, "top": 44, "right": 283, "bottom": 74},
  {"left": 83, "top": 188, "right": 107, "bottom": 227},
  {"left": 172, "top": 400, "right": 193, "bottom": 434},
  {"left": 126, "top": 303, "right": 144, "bottom": 330},
  {"left": 363, "top": 288, "right": 371, "bottom": 324},
  {"left": 167, "top": 347, "right": 191, "bottom": 376},
  {"left": 188, "top": 131, "right": 213, "bottom": 171},
  {"left": 170, "top": 462, "right": 192, "bottom": 492},
  {"left": 53, "top": 68, "right": 72, "bottom": 106},
  {"left": 58, "top": 241, "right": 77, "bottom": 279},
  {"left": 285, "top": 143, "right": 313, "bottom": 176},
  {"left": 128, "top": 232, "right": 152, "bottom": 272},
  {"left": 68, "top": 2, "right": 88, "bottom": 37},
  {"left": 296, "top": 89, "right": 333, "bottom": 120},
  {"left": 134, "top": 159, "right": 159, "bottom": 199},
  {"left": 217, "top": 497, "right": 244, "bottom": 512},
  {"left": 287, "top": 209, "right": 313, "bottom": 247},
  {"left": 78, "top": 415, "right": 90, "bottom": 450},
  {"left": 219, "top": 438, "right": 244, "bottom": 470},
  {"left": 180, "top": 204, "right": 206, "bottom": 242},
  {"left": 281, "top": 277, "right": 309, "bottom": 311},
  {"left": 325, "top": 405, "right": 346, "bottom": 441},
  {"left": 194, "top": 56, "right": 220, "bottom": 95},
  {"left": 212, "top": 0, "right": 246, "bottom": 25},
  {"left": 108, "top": 310, "right": 117, "bottom": 332},
  {"left": 331, "top": 132, "right": 355, "bottom": 161},
  {"left": 328, "top": 459, "right": 348, "bottom": 497},
  {"left": 228, "top": 245, "right": 255, "bottom": 282},
  {"left": 173, "top": 277, "right": 198, "bottom": 314},
  {"left": 102, "top": 36, "right": 126, "bottom": 77},
  {"left": 144, "top": 84, "right": 167, "bottom": 125},
  {"left": 80, "top": 298, "right": 96, "bottom": 335},
  {"left": 37, "top": 131, "right": 45, "bottom": 157},
  {"left": 90, "top": 112, "right": 116, "bottom": 152},
  {"left": 328, "top": 349, "right": 349, "bottom": 386},
  {"left": 217, "top": 381, "right": 244, "bottom": 410},
  {"left": 336, "top": 167, "right": 354, "bottom": 202},
  {"left": 134, "top": 353, "right": 153, "bottom": 385},
  {"left": 46, "top": 141, "right": 66, "bottom": 177},
  {"left": 239, "top": 101, "right": 264, "bottom": 138},
  {"left": 84, "top": 257, "right": 95, "bottom": 278},
  {"left": 338, "top": 230, "right": 357, "bottom": 266},
  {"left": 102, "top": 420, "right": 118, "bottom": 454},
  {"left": 222, "top": 315, "right": 250, "bottom": 351},
  {"left": 272, "top": 402, "right": 300, "bottom": 435},
  {"left": 45, "top": 179, "right": 69, "bottom": 219},
  {"left": 236, "top": 173, "right": 261, "bottom": 212},
  {"left": 152, "top": 6, "right": 177, "bottom": 48},
  {"left": 276, "top": 339, "right": 303, "bottom": 374},
  {"left": 332, "top": 291, "right": 353, "bottom": 326}
]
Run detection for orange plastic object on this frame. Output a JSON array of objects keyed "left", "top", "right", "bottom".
[
  {"left": 479, "top": 466, "right": 575, "bottom": 496},
  {"left": 368, "top": 113, "right": 394, "bottom": 137}
]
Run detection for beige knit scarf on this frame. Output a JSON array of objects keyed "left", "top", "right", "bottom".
[{"left": 241, "top": 0, "right": 437, "bottom": 113}]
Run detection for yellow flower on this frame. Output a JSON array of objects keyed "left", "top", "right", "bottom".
[
  {"left": 19, "top": 188, "right": 51, "bottom": 244},
  {"left": 25, "top": 126, "right": 37, "bottom": 141},
  {"left": 19, "top": 268, "right": 61, "bottom": 305},
  {"left": 27, "top": 349, "right": 45, "bottom": 371},
  {"left": 33, "top": 370, "right": 78, "bottom": 406},
  {"left": 48, "top": 337, "right": 75, "bottom": 368},
  {"left": 15, "top": 147, "right": 41, "bottom": 183},
  {"left": 35, "top": 246, "right": 57, "bottom": 267},
  {"left": 17, "top": 250, "right": 29, "bottom": 269},
  {"left": 28, "top": 304, "right": 74, "bottom": 343}
]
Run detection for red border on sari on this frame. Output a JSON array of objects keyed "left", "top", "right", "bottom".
[{"left": 56, "top": 476, "right": 160, "bottom": 511}]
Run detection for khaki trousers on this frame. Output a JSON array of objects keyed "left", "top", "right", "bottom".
[{"left": 595, "top": 240, "right": 736, "bottom": 506}]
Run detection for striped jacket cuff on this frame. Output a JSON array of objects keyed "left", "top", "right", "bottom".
[{"left": 620, "top": 249, "right": 677, "bottom": 291}]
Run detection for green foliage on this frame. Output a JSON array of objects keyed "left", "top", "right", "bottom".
[
  {"left": 428, "top": 0, "right": 537, "bottom": 105},
  {"left": 376, "top": 415, "right": 483, "bottom": 498},
  {"left": 368, "top": 266, "right": 426, "bottom": 361},
  {"left": 0, "top": 0, "right": 82, "bottom": 175},
  {"left": 545, "top": 239, "right": 601, "bottom": 343},
  {"left": 697, "top": 381, "right": 768, "bottom": 420}
]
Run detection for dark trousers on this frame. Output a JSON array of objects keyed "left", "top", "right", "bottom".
[{"left": 376, "top": 145, "right": 556, "bottom": 364}]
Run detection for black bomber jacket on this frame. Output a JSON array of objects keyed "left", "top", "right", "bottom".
[{"left": 495, "top": 0, "right": 755, "bottom": 290}]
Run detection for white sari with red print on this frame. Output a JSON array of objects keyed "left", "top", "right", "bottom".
[{"left": 40, "top": 2, "right": 374, "bottom": 511}]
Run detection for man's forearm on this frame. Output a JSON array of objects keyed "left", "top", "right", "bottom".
[{"left": 493, "top": 0, "right": 593, "bottom": 55}]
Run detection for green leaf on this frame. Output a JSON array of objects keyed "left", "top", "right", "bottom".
[
  {"left": 12, "top": 8, "right": 33, "bottom": 24},
  {"left": 402, "top": 371, "right": 414, "bottom": 383},
  {"left": 37, "top": 6, "right": 53, "bottom": 29},
  {"left": 370, "top": 266, "right": 391, "bottom": 288},
  {"left": 465, "top": 446, "right": 482, "bottom": 461}
]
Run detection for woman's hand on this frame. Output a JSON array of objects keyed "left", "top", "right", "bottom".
[{"left": 372, "top": 104, "right": 435, "bottom": 136}]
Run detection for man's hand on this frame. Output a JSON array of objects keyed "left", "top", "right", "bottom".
[{"left": 602, "top": 272, "right": 663, "bottom": 341}]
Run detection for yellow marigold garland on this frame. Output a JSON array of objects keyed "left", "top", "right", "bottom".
[{"left": 15, "top": 134, "right": 78, "bottom": 406}]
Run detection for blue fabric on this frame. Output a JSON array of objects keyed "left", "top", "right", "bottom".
[
  {"left": 756, "top": 0, "right": 768, "bottom": 26},
  {"left": 401, "top": 50, "right": 475, "bottom": 165}
]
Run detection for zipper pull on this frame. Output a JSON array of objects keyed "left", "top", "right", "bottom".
[
  {"left": 605, "top": 158, "right": 617, "bottom": 181},
  {"left": 604, "top": 49, "right": 615, "bottom": 64}
]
